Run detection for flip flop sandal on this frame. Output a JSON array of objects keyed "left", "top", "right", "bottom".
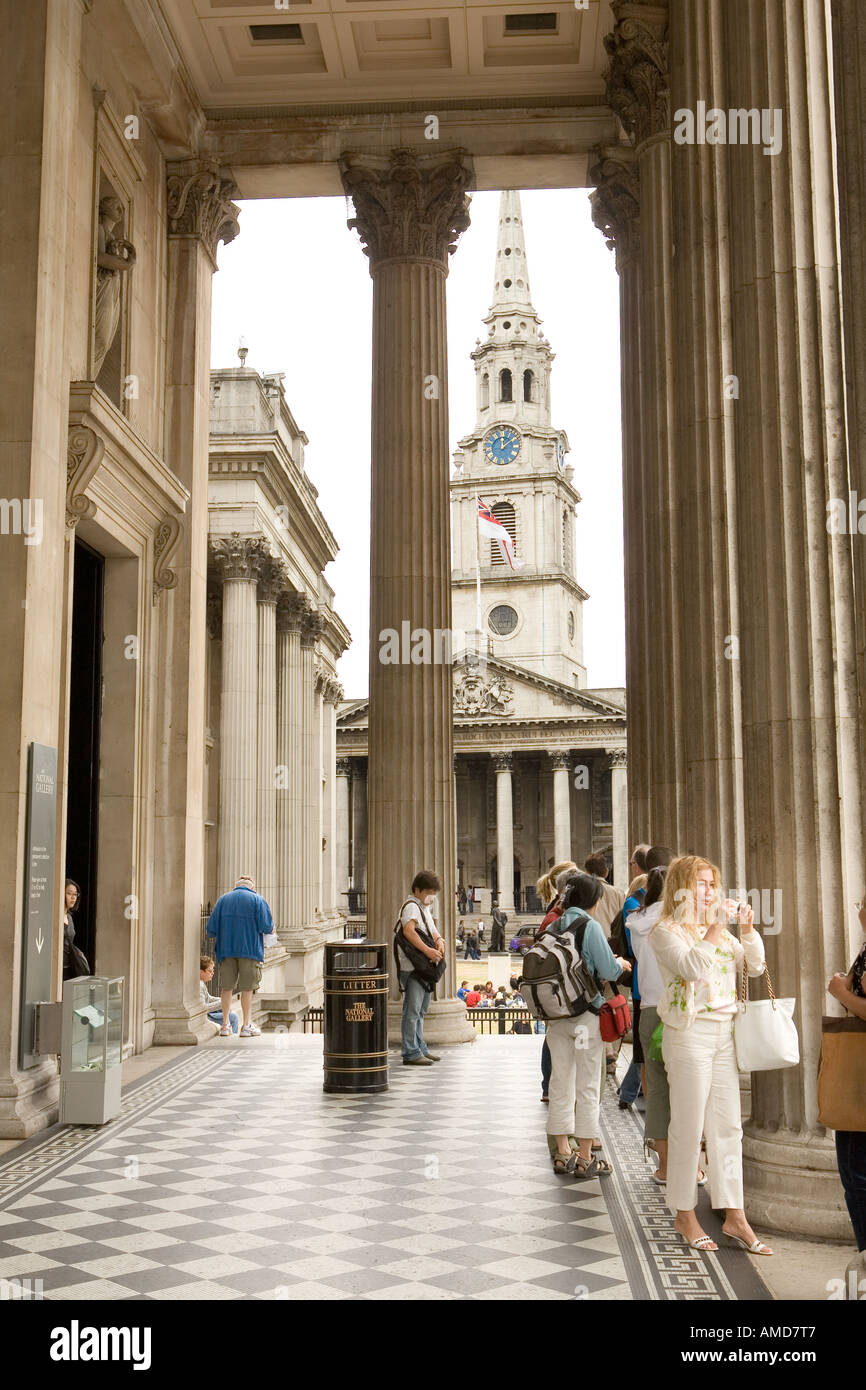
[
  {"left": 697, "top": 1169, "right": 708, "bottom": 1186},
  {"left": 594, "top": 1157, "right": 614, "bottom": 1177},
  {"left": 650, "top": 1170, "right": 666, "bottom": 1184},
  {"left": 552, "top": 1152, "right": 576, "bottom": 1176}
]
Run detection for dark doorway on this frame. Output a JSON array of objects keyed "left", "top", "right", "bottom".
[{"left": 65, "top": 539, "right": 105, "bottom": 971}]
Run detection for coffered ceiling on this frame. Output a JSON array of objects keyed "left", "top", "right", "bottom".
[{"left": 159, "top": 0, "right": 614, "bottom": 111}]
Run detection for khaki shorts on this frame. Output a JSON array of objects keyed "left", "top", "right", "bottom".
[{"left": 217, "top": 957, "right": 263, "bottom": 993}]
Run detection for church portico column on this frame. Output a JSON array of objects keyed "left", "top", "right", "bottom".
[
  {"left": 300, "top": 612, "right": 324, "bottom": 928},
  {"left": 494, "top": 752, "right": 516, "bottom": 915},
  {"left": 336, "top": 757, "right": 352, "bottom": 916},
  {"left": 549, "top": 751, "right": 572, "bottom": 866},
  {"left": 608, "top": 750, "right": 628, "bottom": 890},
  {"left": 340, "top": 148, "right": 474, "bottom": 1042}
]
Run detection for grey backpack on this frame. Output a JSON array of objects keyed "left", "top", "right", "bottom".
[{"left": 519, "top": 913, "right": 600, "bottom": 1021}]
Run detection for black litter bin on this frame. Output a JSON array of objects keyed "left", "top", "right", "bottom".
[{"left": 323, "top": 942, "right": 389, "bottom": 1094}]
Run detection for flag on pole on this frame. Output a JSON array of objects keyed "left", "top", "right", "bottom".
[{"left": 477, "top": 497, "right": 522, "bottom": 570}]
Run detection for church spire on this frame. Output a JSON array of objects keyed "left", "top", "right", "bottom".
[{"left": 490, "top": 190, "right": 535, "bottom": 313}]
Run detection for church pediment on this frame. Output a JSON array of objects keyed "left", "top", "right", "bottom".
[{"left": 337, "top": 653, "right": 624, "bottom": 729}]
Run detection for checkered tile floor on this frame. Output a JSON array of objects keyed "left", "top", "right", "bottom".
[{"left": 0, "top": 1036, "right": 771, "bottom": 1301}]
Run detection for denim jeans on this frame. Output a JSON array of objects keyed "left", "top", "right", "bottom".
[
  {"left": 618, "top": 1058, "right": 643, "bottom": 1106},
  {"left": 836, "top": 1130, "right": 866, "bottom": 1251},
  {"left": 209, "top": 1009, "right": 239, "bottom": 1034},
  {"left": 400, "top": 971, "right": 433, "bottom": 1060}
]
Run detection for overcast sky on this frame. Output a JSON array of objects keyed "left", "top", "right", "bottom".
[{"left": 210, "top": 187, "right": 625, "bottom": 698}]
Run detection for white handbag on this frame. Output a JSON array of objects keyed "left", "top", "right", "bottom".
[{"left": 732, "top": 961, "right": 800, "bottom": 1072}]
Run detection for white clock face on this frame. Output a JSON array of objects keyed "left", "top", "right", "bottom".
[{"left": 556, "top": 437, "right": 566, "bottom": 468}]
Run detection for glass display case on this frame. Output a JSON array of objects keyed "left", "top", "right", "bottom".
[{"left": 60, "top": 976, "right": 124, "bottom": 1125}]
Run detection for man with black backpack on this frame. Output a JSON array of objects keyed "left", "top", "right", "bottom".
[{"left": 394, "top": 870, "right": 446, "bottom": 1066}]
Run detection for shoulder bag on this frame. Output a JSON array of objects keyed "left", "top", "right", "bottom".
[{"left": 732, "top": 960, "right": 799, "bottom": 1072}]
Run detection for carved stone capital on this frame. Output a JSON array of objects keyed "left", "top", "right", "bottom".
[
  {"left": 66, "top": 425, "right": 103, "bottom": 528},
  {"left": 276, "top": 590, "right": 310, "bottom": 634},
  {"left": 166, "top": 160, "right": 241, "bottom": 269},
  {"left": 301, "top": 611, "right": 325, "bottom": 649},
  {"left": 548, "top": 749, "right": 572, "bottom": 771},
  {"left": 209, "top": 532, "right": 271, "bottom": 582},
  {"left": 257, "top": 555, "right": 287, "bottom": 605},
  {"left": 603, "top": 1, "right": 669, "bottom": 149},
  {"left": 339, "top": 148, "right": 472, "bottom": 270},
  {"left": 153, "top": 514, "right": 182, "bottom": 602},
  {"left": 324, "top": 678, "right": 344, "bottom": 706},
  {"left": 589, "top": 147, "right": 640, "bottom": 271},
  {"left": 492, "top": 751, "right": 514, "bottom": 774},
  {"left": 608, "top": 748, "right": 628, "bottom": 770},
  {"left": 336, "top": 757, "right": 352, "bottom": 777}
]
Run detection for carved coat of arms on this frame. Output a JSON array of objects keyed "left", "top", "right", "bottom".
[{"left": 453, "top": 670, "right": 514, "bottom": 716}]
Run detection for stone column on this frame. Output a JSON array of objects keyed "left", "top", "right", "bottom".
[
  {"left": 601, "top": 0, "right": 684, "bottom": 847},
  {"left": 718, "top": 0, "right": 859, "bottom": 1240},
  {"left": 0, "top": 0, "right": 84, "bottom": 1129},
  {"left": 352, "top": 760, "right": 368, "bottom": 896},
  {"left": 256, "top": 560, "right": 283, "bottom": 917},
  {"left": 549, "top": 751, "right": 572, "bottom": 866},
  {"left": 666, "top": 0, "right": 746, "bottom": 887},
  {"left": 336, "top": 757, "right": 352, "bottom": 915},
  {"left": 299, "top": 612, "right": 323, "bottom": 928},
  {"left": 323, "top": 682, "right": 342, "bottom": 919},
  {"left": 609, "top": 750, "right": 629, "bottom": 889},
  {"left": 591, "top": 151, "right": 643, "bottom": 849},
  {"left": 340, "top": 148, "right": 474, "bottom": 1041},
  {"left": 210, "top": 534, "right": 268, "bottom": 894},
  {"left": 151, "top": 161, "right": 239, "bottom": 1045},
  {"left": 275, "top": 592, "right": 307, "bottom": 938},
  {"left": 830, "top": 0, "right": 866, "bottom": 909},
  {"left": 494, "top": 753, "right": 516, "bottom": 915}
]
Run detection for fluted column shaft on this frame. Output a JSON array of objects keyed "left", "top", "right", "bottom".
[
  {"left": 218, "top": 573, "right": 258, "bottom": 892},
  {"left": 336, "top": 759, "right": 352, "bottom": 913},
  {"left": 299, "top": 632, "right": 318, "bottom": 927},
  {"left": 275, "top": 597, "right": 305, "bottom": 937},
  {"left": 340, "top": 149, "right": 471, "bottom": 1006},
  {"left": 256, "top": 592, "right": 277, "bottom": 914},
  {"left": 609, "top": 753, "right": 628, "bottom": 890},
  {"left": 668, "top": 0, "right": 745, "bottom": 886},
  {"left": 719, "top": 0, "right": 860, "bottom": 1238},
  {"left": 495, "top": 755, "right": 516, "bottom": 914},
  {"left": 550, "top": 753, "right": 572, "bottom": 866}
]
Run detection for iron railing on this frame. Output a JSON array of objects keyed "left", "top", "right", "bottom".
[{"left": 466, "top": 1006, "right": 538, "bottom": 1035}]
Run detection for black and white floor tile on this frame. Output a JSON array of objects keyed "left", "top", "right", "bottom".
[{"left": 0, "top": 1036, "right": 772, "bottom": 1301}]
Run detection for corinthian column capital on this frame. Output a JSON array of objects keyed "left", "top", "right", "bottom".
[
  {"left": 589, "top": 147, "right": 640, "bottom": 271},
  {"left": 603, "top": 1, "right": 669, "bottom": 149},
  {"left": 339, "top": 148, "right": 473, "bottom": 271},
  {"left": 209, "top": 532, "right": 271, "bottom": 582},
  {"left": 301, "top": 610, "right": 325, "bottom": 649},
  {"left": 492, "top": 752, "right": 514, "bottom": 774},
  {"left": 166, "top": 159, "right": 241, "bottom": 269}
]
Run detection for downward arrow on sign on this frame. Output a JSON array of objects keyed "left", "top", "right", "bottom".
[{"left": 35, "top": 930, "right": 44, "bottom": 954}]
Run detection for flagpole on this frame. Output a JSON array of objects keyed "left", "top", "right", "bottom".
[{"left": 474, "top": 494, "right": 483, "bottom": 657}]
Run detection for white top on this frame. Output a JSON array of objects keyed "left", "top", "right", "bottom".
[
  {"left": 628, "top": 901, "right": 665, "bottom": 1008},
  {"left": 396, "top": 898, "right": 440, "bottom": 974},
  {"left": 649, "top": 918, "right": 766, "bottom": 1030}
]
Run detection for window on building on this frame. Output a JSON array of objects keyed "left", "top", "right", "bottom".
[
  {"left": 500, "top": 368, "right": 513, "bottom": 402},
  {"left": 488, "top": 604, "right": 518, "bottom": 635},
  {"left": 481, "top": 373, "right": 489, "bottom": 409},
  {"left": 489, "top": 501, "right": 516, "bottom": 567},
  {"left": 523, "top": 369, "right": 534, "bottom": 402}
]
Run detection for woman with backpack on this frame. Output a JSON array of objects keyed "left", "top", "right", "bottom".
[
  {"left": 535, "top": 862, "right": 577, "bottom": 1102},
  {"left": 546, "top": 873, "right": 629, "bottom": 1179}
]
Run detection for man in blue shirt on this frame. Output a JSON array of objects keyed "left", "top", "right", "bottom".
[{"left": 207, "top": 876, "right": 274, "bottom": 1036}]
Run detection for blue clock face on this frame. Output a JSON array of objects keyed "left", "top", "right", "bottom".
[{"left": 484, "top": 426, "right": 521, "bottom": 466}]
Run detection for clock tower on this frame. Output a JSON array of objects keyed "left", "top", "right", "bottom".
[{"left": 451, "top": 190, "right": 587, "bottom": 687}]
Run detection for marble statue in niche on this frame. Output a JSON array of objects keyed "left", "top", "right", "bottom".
[{"left": 94, "top": 195, "right": 136, "bottom": 376}]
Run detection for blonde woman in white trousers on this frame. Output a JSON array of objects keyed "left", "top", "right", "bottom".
[{"left": 649, "top": 855, "right": 773, "bottom": 1256}]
